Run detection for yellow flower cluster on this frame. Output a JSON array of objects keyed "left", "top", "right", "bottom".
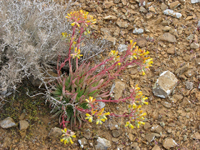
[
  {"left": 60, "top": 128, "right": 76, "bottom": 144},
  {"left": 66, "top": 10, "right": 96, "bottom": 28},
  {"left": 85, "top": 97, "right": 110, "bottom": 124},
  {"left": 109, "top": 50, "right": 121, "bottom": 66},
  {"left": 133, "top": 84, "right": 149, "bottom": 105},
  {"left": 125, "top": 84, "right": 148, "bottom": 129},
  {"left": 129, "top": 40, "right": 153, "bottom": 75},
  {"left": 71, "top": 47, "right": 83, "bottom": 59}
]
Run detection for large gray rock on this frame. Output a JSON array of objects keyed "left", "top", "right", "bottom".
[
  {"left": 0, "top": 117, "right": 17, "bottom": 128},
  {"left": 95, "top": 137, "right": 111, "bottom": 150},
  {"left": 153, "top": 71, "right": 178, "bottom": 98}
]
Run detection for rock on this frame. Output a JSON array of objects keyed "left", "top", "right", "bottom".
[
  {"left": 0, "top": 117, "right": 17, "bottom": 129},
  {"left": 155, "top": 18, "right": 163, "bottom": 24},
  {"left": 95, "top": 137, "right": 111, "bottom": 150},
  {"left": 151, "top": 125, "right": 163, "bottom": 133},
  {"left": 162, "top": 26, "right": 172, "bottom": 32},
  {"left": 2, "top": 137, "right": 12, "bottom": 148},
  {"left": 122, "top": 0, "right": 127, "bottom": 5},
  {"left": 171, "top": 94, "right": 183, "bottom": 103},
  {"left": 104, "top": 36, "right": 116, "bottom": 46},
  {"left": 29, "top": 75, "right": 42, "bottom": 87},
  {"left": 19, "top": 130, "right": 27, "bottom": 138},
  {"left": 144, "top": 122, "right": 151, "bottom": 130},
  {"left": 101, "top": 28, "right": 110, "bottom": 36},
  {"left": 131, "top": 142, "right": 140, "bottom": 150},
  {"left": 78, "top": 138, "right": 87, "bottom": 148},
  {"left": 196, "top": 58, "right": 200, "bottom": 66},
  {"left": 112, "top": 129, "right": 122, "bottom": 138},
  {"left": 185, "top": 69, "right": 195, "bottom": 78},
  {"left": 163, "top": 138, "right": 178, "bottom": 149},
  {"left": 137, "top": 38, "right": 147, "bottom": 47},
  {"left": 118, "top": 44, "right": 128, "bottom": 52},
  {"left": 103, "top": 1, "right": 114, "bottom": 8},
  {"left": 198, "top": 20, "right": 200, "bottom": 27},
  {"left": 116, "top": 20, "right": 129, "bottom": 28},
  {"left": 139, "top": 6, "right": 147, "bottom": 13},
  {"left": 175, "top": 63, "right": 189, "bottom": 76},
  {"left": 192, "top": 132, "right": 200, "bottom": 140},
  {"left": 183, "top": 135, "right": 187, "bottom": 141},
  {"left": 133, "top": 28, "right": 144, "bottom": 34},
  {"left": 161, "top": 101, "right": 172, "bottom": 108},
  {"left": 190, "top": 43, "right": 199, "bottom": 49},
  {"left": 152, "top": 145, "right": 161, "bottom": 150},
  {"left": 159, "top": 33, "right": 177, "bottom": 43},
  {"left": 185, "top": 81, "right": 193, "bottom": 90},
  {"left": 19, "top": 120, "right": 29, "bottom": 130},
  {"left": 185, "top": 16, "right": 193, "bottom": 21},
  {"left": 149, "top": 6, "right": 156, "bottom": 13},
  {"left": 162, "top": 20, "right": 170, "bottom": 26},
  {"left": 191, "top": 0, "right": 200, "bottom": 3},
  {"left": 19, "top": 113, "right": 26, "bottom": 120},
  {"left": 146, "top": 13, "right": 153, "bottom": 19},
  {"left": 48, "top": 127, "right": 63, "bottom": 138},
  {"left": 104, "top": 15, "right": 117, "bottom": 20},
  {"left": 114, "top": 0, "right": 121, "bottom": 3},
  {"left": 163, "top": 9, "right": 182, "bottom": 18},
  {"left": 167, "top": 47, "right": 175, "bottom": 54},
  {"left": 169, "top": 1, "right": 181, "bottom": 9},
  {"left": 83, "top": 129, "right": 92, "bottom": 139},
  {"left": 109, "top": 120, "right": 119, "bottom": 130},
  {"left": 128, "top": 133, "right": 134, "bottom": 141},
  {"left": 96, "top": 6, "right": 103, "bottom": 13},
  {"left": 161, "top": 3, "right": 168, "bottom": 10},
  {"left": 153, "top": 71, "right": 178, "bottom": 98},
  {"left": 187, "top": 34, "right": 194, "bottom": 42},
  {"left": 113, "top": 27, "right": 120, "bottom": 36},
  {"left": 180, "top": 0, "right": 186, "bottom": 3},
  {"left": 145, "top": 133, "right": 156, "bottom": 143},
  {"left": 113, "top": 80, "right": 126, "bottom": 99}
]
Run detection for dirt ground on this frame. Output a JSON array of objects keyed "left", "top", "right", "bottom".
[{"left": 1, "top": 0, "right": 200, "bottom": 149}]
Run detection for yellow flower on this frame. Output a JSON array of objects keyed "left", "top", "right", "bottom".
[
  {"left": 61, "top": 128, "right": 67, "bottom": 133},
  {"left": 85, "top": 113, "right": 93, "bottom": 122},
  {"left": 70, "top": 138, "right": 74, "bottom": 144},
  {"left": 64, "top": 139, "right": 68, "bottom": 144},
  {"left": 71, "top": 47, "right": 83, "bottom": 59},
  {"left": 85, "top": 96, "right": 95, "bottom": 103},
  {"left": 142, "top": 70, "right": 145, "bottom": 76},
  {"left": 101, "top": 118, "right": 106, "bottom": 122},
  {"left": 71, "top": 134, "right": 76, "bottom": 138},
  {"left": 60, "top": 138, "right": 64, "bottom": 142},
  {"left": 71, "top": 22, "right": 75, "bottom": 26},
  {"left": 104, "top": 112, "right": 110, "bottom": 116},
  {"left": 125, "top": 121, "right": 134, "bottom": 129},
  {"left": 96, "top": 119, "right": 102, "bottom": 125},
  {"left": 62, "top": 32, "right": 67, "bottom": 38},
  {"left": 141, "top": 113, "right": 147, "bottom": 117}
]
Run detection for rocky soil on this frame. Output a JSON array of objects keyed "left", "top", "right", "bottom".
[{"left": 0, "top": 0, "right": 200, "bottom": 149}]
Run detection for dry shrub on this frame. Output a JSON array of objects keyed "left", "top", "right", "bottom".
[{"left": 0, "top": 0, "right": 109, "bottom": 108}]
